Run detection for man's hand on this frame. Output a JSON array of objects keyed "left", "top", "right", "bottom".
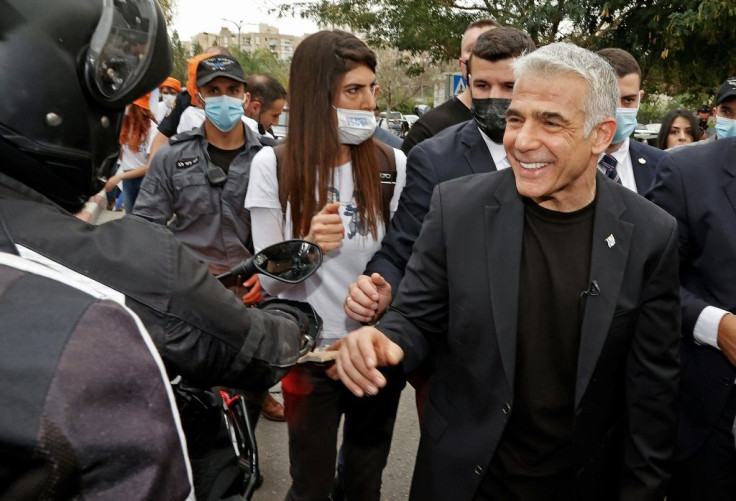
[
  {"left": 344, "top": 273, "right": 392, "bottom": 323},
  {"left": 335, "top": 326, "right": 403, "bottom": 397},
  {"left": 324, "top": 339, "right": 344, "bottom": 380},
  {"left": 242, "top": 275, "right": 262, "bottom": 305},
  {"left": 306, "top": 202, "right": 344, "bottom": 254},
  {"left": 717, "top": 313, "right": 736, "bottom": 365}
]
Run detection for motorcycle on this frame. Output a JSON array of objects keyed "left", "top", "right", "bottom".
[{"left": 176, "top": 240, "right": 324, "bottom": 501}]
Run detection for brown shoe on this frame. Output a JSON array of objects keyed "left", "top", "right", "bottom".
[{"left": 261, "top": 394, "right": 285, "bottom": 422}]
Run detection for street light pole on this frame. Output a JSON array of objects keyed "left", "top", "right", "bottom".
[{"left": 222, "top": 18, "right": 243, "bottom": 51}]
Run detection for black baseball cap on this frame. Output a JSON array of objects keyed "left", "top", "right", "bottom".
[
  {"left": 196, "top": 55, "right": 247, "bottom": 87},
  {"left": 697, "top": 104, "right": 711, "bottom": 113},
  {"left": 716, "top": 77, "right": 736, "bottom": 105}
]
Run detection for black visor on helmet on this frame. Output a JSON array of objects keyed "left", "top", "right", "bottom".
[{"left": 86, "top": 0, "right": 159, "bottom": 105}]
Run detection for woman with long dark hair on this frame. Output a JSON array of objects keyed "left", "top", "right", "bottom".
[
  {"left": 104, "top": 93, "right": 157, "bottom": 212},
  {"left": 656, "top": 108, "right": 701, "bottom": 150},
  {"left": 245, "top": 30, "right": 407, "bottom": 500}
]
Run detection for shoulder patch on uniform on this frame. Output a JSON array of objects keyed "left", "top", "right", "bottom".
[{"left": 176, "top": 157, "right": 200, "bottom": 169}]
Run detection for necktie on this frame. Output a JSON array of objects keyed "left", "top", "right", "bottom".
[{"left": 599, "top": 153, "right": 621, "bottom": 185}]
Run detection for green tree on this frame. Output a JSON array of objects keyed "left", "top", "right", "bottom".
[
  {"left": 276, "top": 0, "right": 736, "bottom": 97},
  {"left": 170, "top": 30, "right": 190, "bottom": 82},
  {"left": 231, "top": 48, "right": 290, "bottom": 87},
  {"left": 374, "top": 48, "right": 441, "bottom": 112},
  {"left": 156, "top": 0, "right": 176, "bottom": 26}
]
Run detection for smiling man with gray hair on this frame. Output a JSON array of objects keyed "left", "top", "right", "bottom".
[{"left": 333, "top": 42, "right": 681, "bottom": 500}]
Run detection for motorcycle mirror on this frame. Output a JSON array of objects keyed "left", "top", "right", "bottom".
[{"left": 216, "top": 240, "right": 323, "bottom": 284}]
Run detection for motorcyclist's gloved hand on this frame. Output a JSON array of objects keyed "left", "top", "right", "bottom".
[
  {"left": 260, "top": 299, "right": 319, "bottom": 357},
  {"left": 260, "top": 301, "right": 309, "bottom": 335}
]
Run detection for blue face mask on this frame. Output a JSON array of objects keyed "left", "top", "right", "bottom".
[
  {"left": 613, "top": 107, "right": 638, "bottom": 143},
  {"left": 715, "top": 115, "right": 736, "bottom": 139},
  {"left": 202, "top": 95, "right": 244, "bottom": 132}
]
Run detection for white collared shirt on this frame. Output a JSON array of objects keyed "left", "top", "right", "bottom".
[
  {"left": 598, "top": 138, "right": 637, "bottom": 193},
  {"left": 478, "top": 127, "right": 511, "bottom": 171}
]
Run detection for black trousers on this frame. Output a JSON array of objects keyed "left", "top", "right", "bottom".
[
  {"left": 668, "top": 385, "right": 736, "bottom": 501},
  {"left": 282, "top": 363, "right": 405, "bottom": 501}
]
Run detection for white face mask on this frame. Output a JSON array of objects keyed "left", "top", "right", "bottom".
[
  {"left": 161, "top": 93, "right": 176, "bottom": 108},
  {"left": 334, "top": 107, "right": 376, "bottom": 145}
]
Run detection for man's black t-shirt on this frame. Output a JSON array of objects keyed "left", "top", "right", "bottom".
[
  {"left": 207, "top": 143, "right": 245, "bottom": 175},
  {"left": 480, "top": 197, "right": 596, "bottom": 500}
]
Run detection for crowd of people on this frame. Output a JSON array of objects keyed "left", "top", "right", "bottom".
[{"left": 2, "top": 0, "right": 736, "bottom": 500}]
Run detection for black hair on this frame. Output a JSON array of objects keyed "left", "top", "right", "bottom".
[
  {"left": 467, "top": 27, "right": 535, "bottom": 75},
  {"left": 246, "top": 74, "right": 287, "bottom": 109},
  {"left": 656, "top": 108, "right": 701, "bottom": 149}
]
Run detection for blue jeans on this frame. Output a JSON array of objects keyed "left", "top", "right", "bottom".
[{"left": 122, "top": 177, "right": 143, "bottom": 214}]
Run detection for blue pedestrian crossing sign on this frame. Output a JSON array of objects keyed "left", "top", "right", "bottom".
[
  {"left": 452, "top": 74, "right": 466, "bottom": 95},
  {"left": 443, "top": 72, "right": 467, "bottom": 102}
]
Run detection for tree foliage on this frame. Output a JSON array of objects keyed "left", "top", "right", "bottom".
[
  {"left": 375, "top": 48, "right": 444, "bottom": 112},
  {"left": 230, "top": 48, "right": 290, "bottom": 87},
  {"left": 276, "top": 0, "right": 736, "bottom": 99},
  {"left": 156, "top": 0, "right": 176, "bottom": 26},
  {"left": 170, "top": 31, "right": 189, "bottom": 82}
]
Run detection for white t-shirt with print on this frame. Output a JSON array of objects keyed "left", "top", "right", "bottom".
[
  {"left": 119, "top": 119, "right": 157, "bottom": 172},
  {"left": 245, "top": 146, "right": 406, "bottom": 347}
]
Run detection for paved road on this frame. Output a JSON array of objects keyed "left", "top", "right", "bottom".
[{"left": 253, "top": 385, "right": 419, "bottom": 500}]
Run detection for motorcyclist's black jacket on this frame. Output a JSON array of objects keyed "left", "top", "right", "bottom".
[
  {"left": 0, "top": 172, "right": 301, "bottom": 389},
  {"left": 0, "top": 215, "right": 193, "bottom": 499}
]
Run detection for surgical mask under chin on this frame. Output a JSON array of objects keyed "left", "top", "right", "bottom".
[
  {"left": 613, "top": 107, "right": 639, "bottom": 143},
  {"left": 162, "top": 93, "right": 176, "bottom": 108},
  {"left": 202, "top": 95, "right": 245, "bottom": 132},
  {"left": 715, "top": 115, "right": 736, "bottom": 139},
  {"left": 471, "top": 97, "right": 511, "bottom": 143},
  {"left": 334, "top": 107, "right": 376, "bottom": 145}
]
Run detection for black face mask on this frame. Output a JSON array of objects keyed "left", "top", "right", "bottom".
[
  {"left": 471, "top": 97, "right": 511, "bottom": 144},
  {"left": 698, "top": 118, "right": 708, "bottom": 130}
]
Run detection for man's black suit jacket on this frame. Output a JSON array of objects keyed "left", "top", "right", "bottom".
[
  {"left": 628, "top": 140, "right": 665, "bottom": 195},
  {"left": 378, "top": 169, "right": 681, "bottom": 500},
  {"left": 366, "top": 119, "right": 496, "bottom": 290},
  {"left": 648, "top": 137, "right": 736, "bottom": 460}
]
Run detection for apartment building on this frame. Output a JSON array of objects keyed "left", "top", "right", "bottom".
[{"left": 187, "top": 23, "right": 302, "bottom": 61}]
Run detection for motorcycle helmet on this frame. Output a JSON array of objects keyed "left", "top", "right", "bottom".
[{"left": 0, "top": 0, "right": 171, "bottom": 211}]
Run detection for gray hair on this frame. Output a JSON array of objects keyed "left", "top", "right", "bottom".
[{"left": 510, "top": 42, "right": 619, "bottom": 136}]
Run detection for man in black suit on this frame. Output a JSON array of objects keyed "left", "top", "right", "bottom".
[
  {"left": 596, "top": 48, "right": 665, "bottom": 195},
  {"left": 335, "top": 42, "right": 680, "bottom": 500},
  {"left": 648, "top": 138, "right": 736, "bottom": 500},
  {"left": 345, "top": 27, "right": 536, "bottom": 315},
  {"left": 401, "top": 18, "right": 498, "bottom": 154}
]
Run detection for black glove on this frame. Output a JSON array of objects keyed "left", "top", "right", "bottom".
[{"left": 260, "top": 299, "right": 320, "bottom": 357}]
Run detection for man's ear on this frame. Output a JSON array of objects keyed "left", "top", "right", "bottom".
[
  {"left": 244, "top": 93, "right": 259, "bottom": 116},
  {"left": 593, "top": 118, "right": 617, "bottom": 154},
  {"left": 194, "top": 86, "right": 204, "bottom": 108}
]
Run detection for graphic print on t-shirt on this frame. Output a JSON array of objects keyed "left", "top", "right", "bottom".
[{"left": 326, "top": 186, "right": 368, "bottom": 240}]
